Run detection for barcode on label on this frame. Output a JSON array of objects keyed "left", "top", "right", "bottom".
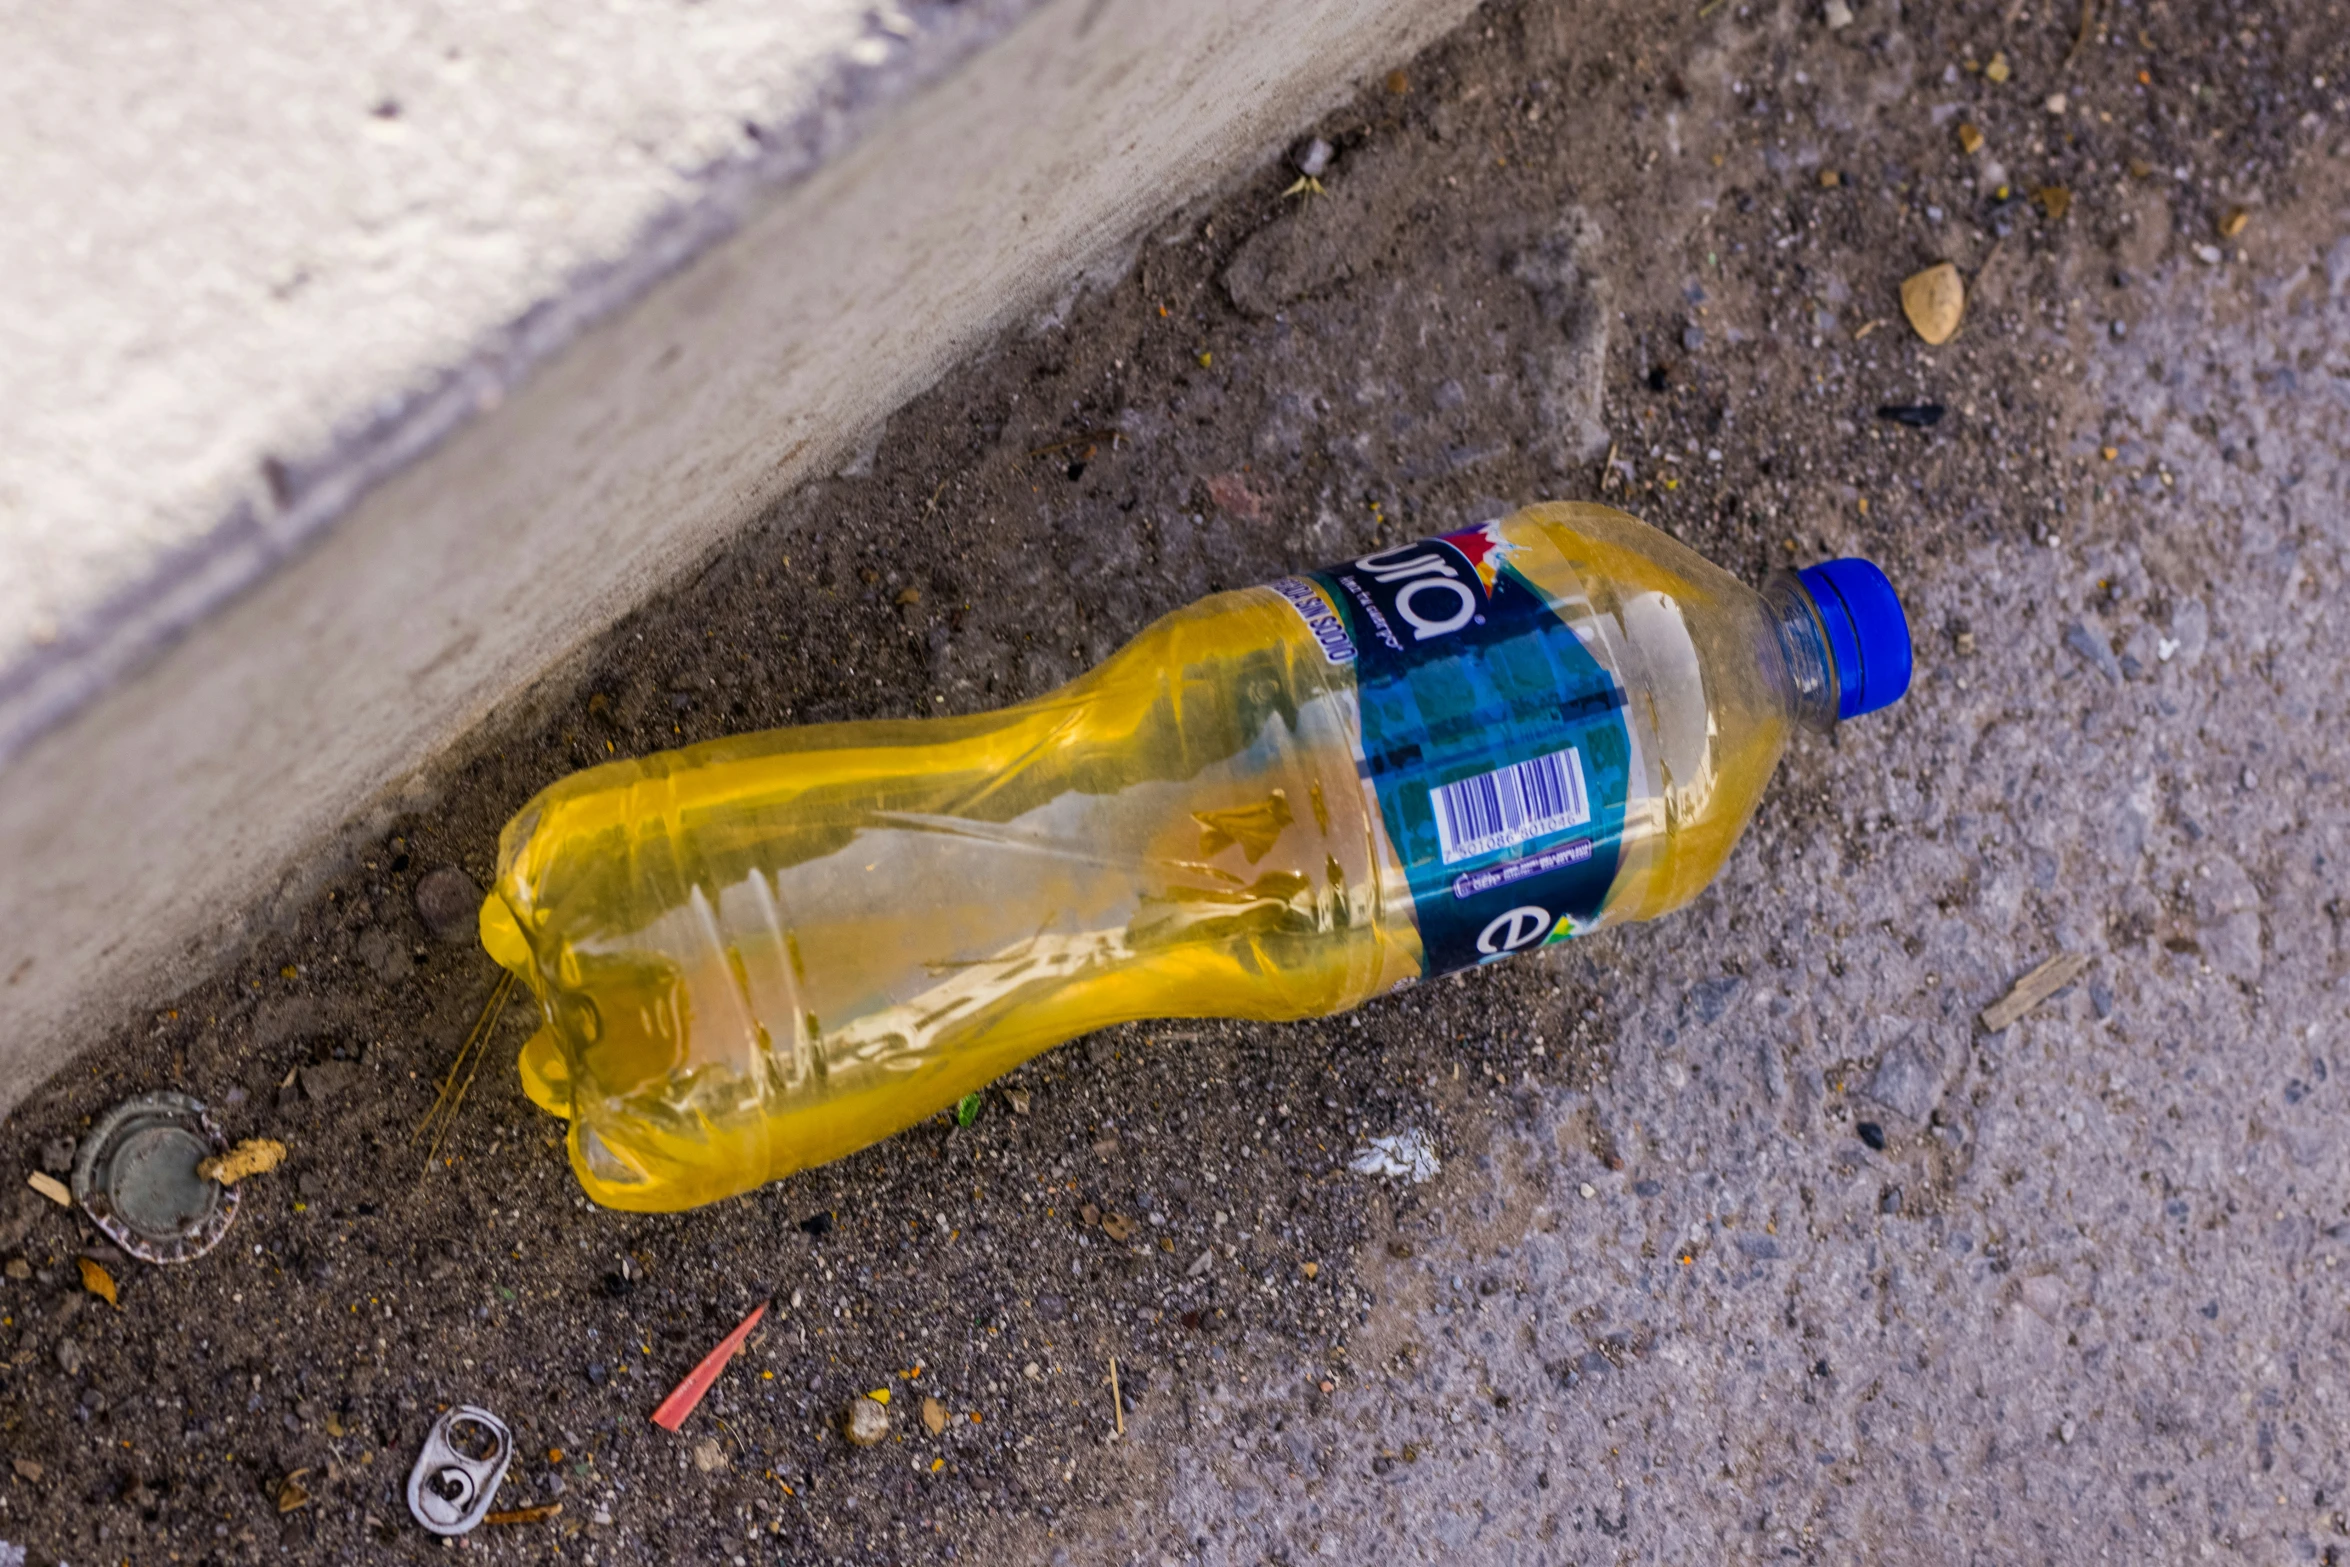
[{"left": 1429, "top": 747, "right": 1591, "bottom": 864}]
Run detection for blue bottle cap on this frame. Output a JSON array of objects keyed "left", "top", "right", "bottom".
[{"left": 1796, "top": 558, "right": 1912, "bottom": 720}]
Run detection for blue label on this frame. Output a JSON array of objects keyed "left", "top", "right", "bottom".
[{"left": 1276, "top": 524, "right": 1631, "bottom": 975}]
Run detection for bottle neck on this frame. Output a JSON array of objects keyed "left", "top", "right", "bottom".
[{"left": 1762, "top": 571, "right": 1841, "bottom": 733}]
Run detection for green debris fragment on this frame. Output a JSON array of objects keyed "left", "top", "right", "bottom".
[{"left": 955, "top": 1093, "right": 983, "bottom": 1127}]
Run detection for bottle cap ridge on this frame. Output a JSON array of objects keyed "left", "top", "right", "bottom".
[{"left": 1796, "top": 559, "right": 1912, "bottom": 719}]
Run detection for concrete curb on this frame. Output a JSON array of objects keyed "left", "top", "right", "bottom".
[{"left": 0, "top": 0, "right": 1479, "bottom": 1113}]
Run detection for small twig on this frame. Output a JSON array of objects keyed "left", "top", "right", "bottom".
[
  {"left": 2062, "top": 0, "right": 2098, "bottom": 72},
  {"left": 1598, "top": 441, "right": 1619, "bottom": 493},
  {"left": 1852, "top": 317, "right": 1889, "bottom": 341},
  {"left": 1980, "top": 952, "right": 2091, "bottom": 1033},
  {"left": 486, "top": 1503, "right": 562, "bottom": 1526},
  {"left": 1108, "top": 1356, "right": 1125, "bottom": 1437},
  {"left": 418, "top": 970, "right": 516, "bottom": 1172},
  {"left": 1024, "top": 427, "right": 1124, "bottom": 459},
  {"left": 414, "top": 970, "right": 508, "bottom": 1141}
]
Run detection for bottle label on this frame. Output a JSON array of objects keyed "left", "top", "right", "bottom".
[{"left": 1273, "top": 522, "right": 1631, "bottom": 975}]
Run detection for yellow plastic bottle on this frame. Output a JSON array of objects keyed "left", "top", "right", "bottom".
[{"left": 479, "top": 502, "right": 1912, "bottom": 1211}]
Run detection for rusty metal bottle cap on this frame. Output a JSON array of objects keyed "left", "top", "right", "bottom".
[{"left": 70, "top": 1091, "right": 239, "bottom": 1263}]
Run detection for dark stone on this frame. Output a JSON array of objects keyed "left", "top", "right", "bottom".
[
  {"left": 1875, "top": 403, "right": 1946, "bottom": 428},
  {"left": 798, "top": 1213, "right": 833, "bottom": 1236},
  {"left": 414, "top": 867, "right": 485, "bottom": 944},
  {"left": 1686, "top": 976, "right": 1744, "bottom": 1024},
  {"left": 1855, "top": 1121, "right": 1886, "bottom": 1151},
  {"left": 1867, "top": 1034, "right": 1949, "bottom": 1121}
]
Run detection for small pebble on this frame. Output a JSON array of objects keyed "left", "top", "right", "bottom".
[
  {"left": 1578, "top": 1183, "right": 1597, "bottom": 1199},
  {"left": 1900, "top": 263, "right": 1965, "bottom": 345},
  {"left": 691, "top": 1437, "right": 727, "bottom": 1473},
  {"left": 413, "top": 867, "right": 484, "bottom": 944},
  {"left": 844, "top": 1399, "right": 890, "bottom": 1447},
  {"left": 1293, "top": 137, "right": 1333, "bottom": 179},
  {"left": 1856, "top": 1121, "right": 1887, "bottom": 1151}
]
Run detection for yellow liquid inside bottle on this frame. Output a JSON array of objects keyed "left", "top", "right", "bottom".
[{"left": 481, "top": 502, "right": 1832, "bottom": 1210}]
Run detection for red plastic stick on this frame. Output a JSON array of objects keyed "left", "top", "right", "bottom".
[{"left": 650, "top": 1299, "right": 768, "bottom": 1431}]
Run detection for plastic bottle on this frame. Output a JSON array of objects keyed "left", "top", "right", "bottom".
[{"left": 479, "top": 501, "right": 1911, "bottom": 1211}]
